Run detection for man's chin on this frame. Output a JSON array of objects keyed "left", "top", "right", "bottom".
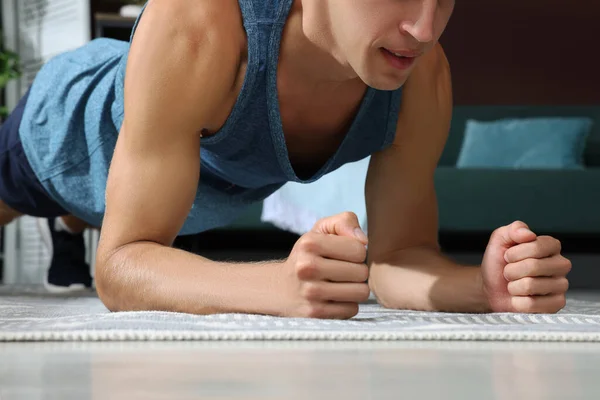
[{"left": 361, "top": 74, "right": 408, "bottom": 91}]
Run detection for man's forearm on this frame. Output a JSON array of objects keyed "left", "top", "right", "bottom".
[
  {"left": 368, "top": 247, "right": 491, "bottom": 313},
  {"left": 96, "top": 242, "right": 283, "bottom": 316}
]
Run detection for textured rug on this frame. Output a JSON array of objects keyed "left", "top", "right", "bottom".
[{"left": 1, "top": 286, "right": 600, "bottom": 342}]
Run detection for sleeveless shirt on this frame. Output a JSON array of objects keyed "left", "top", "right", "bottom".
[{"left": 19, "top": 0, "right": 403, "bottom": 235}]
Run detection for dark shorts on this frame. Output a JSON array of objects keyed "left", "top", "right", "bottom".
[{"left": 0, "top": 88, "right": 68, "bottom": 217}]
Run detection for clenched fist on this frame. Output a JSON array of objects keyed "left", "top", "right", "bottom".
[
  {"left": 275, "top": 212, "right": 371, "bottom": 319},
  {"left": 482, "top": 221, "right": 572, "bottom": 314}
]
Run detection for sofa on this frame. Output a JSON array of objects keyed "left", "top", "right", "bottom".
[{"left": 435, "top": 105, "right": 600, "bottom": 236}]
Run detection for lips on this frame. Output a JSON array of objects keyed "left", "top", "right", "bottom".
[
  {"left": 381, "top": 48, "right": 418, "bottom": 70},
  {"left": 384, "top": 48, "right": 423, "bottom": 58}
]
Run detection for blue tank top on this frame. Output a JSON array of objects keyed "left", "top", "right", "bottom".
[{"left": 19, "top": 0, "right": 403, "bottom": 235}]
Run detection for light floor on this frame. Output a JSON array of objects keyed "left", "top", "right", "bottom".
[{"left": 2, "top": 341, "right": 600, "bottom": 399}]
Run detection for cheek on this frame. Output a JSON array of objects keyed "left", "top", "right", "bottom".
[
  {"left": 343, "top": 24, "right": 375, "bottom": 57},
  {"left": 343, "top": 6, "right": 389, "bottom": 42}
]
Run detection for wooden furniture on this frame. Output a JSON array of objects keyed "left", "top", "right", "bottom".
[{"left": 93, "top": 13, "right": 135, "bottom": 40}]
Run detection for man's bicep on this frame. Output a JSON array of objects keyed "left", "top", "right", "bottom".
[
  {"left": 365, "top": 44, "right": 453, "bottom": 262},
  {"left": 101, "top": 127, "right": 201, "bottom": 249},
  {"left": 98, "top": 1, "right": 240, "bottom": 252}
]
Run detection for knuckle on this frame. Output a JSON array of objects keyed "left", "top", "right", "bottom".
[
  {"left": 352, "top": 242, "right": 368, "bottom": 262},
  {"left": 295, "top": 257, "right": 319, "bottom": 280},
  {"left": 503, "top": 264, "right": 516, "bottom": 280},
  {"left": 297, "top": 234, "right": 320, "bottom": 254},
  {"left": 506, "top": 280, "right": 517, "bottom": 295},
  {"left": 491, "top": 226, "right": 505, "bottom": 240},
  {"left": 540, "top": 236, "right": 558, "bottom": 251},
  {"left": 523, "top": 277, "right": 536, "bottom": 295},
  {"left": 525, "top": 258, "right": 541, "bottom": 274},
  {"left": 301, "top": 282, "right": 323, "bottom": 301},
  {"left": 555, "top": 296, "right": 567, "bottom": 312},
  {"left": 510, "top": 220, "right": 527, "bottom": 232},
  {"left": 559, "top": 277, "right": 570, "bottom": 293},
  {"left": 315, "top": 216, "right": 327, "bottom": 225},
  {"left": 504, "top": 248, "right": 515, "bottom": 263},
  {"left": 521, "top": 297, "right": 538, "bottom": 313},
  {"left": 313, "top": 217, "right": 328, "bottom": 231},
  {"left": 554, "top": 238, "right": 562, "bottom": 253},
  {"left": 340, "top": 211, "right": 358, "bottom": 223},
  {"left": 562, "top": 257, "right": 573, "bottom": 274},
  {"left": 513, "top": 296, "right": 536, "bottom": 313},
  {"left": 539, "top": 236, "right": 561, "bottom": 254}
]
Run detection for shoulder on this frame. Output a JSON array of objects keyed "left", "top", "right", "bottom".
[
  {"left": 133, "top": 0, "right": 246, "bottom": 66},
  {"left": 404, "top": 43, "right": 452, "bottom": 109},
  {"left": 142, "top": 0, "right": 244, "bottom": 35},
  {"left": 388, "top": 43, "right": 452, "bottom": 152},
  {"left": 394, "top": 44, "right": 453, "bottom": 134},
  {"left": 121, "top": 0, "right": 248, "bottom": 132},
  {"left": 419, "top": 43, "right": 451, "bottom": 81}
]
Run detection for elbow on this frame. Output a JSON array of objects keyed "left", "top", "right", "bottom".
[
  {"left": 94, "top": 246, "right": 128, "bottom": 312},
  {"left": 367, "top": 263, "right": 395, "bottom": 309},
  {"left": 367, "top": 251, "right": 399, "bottom": 309}
]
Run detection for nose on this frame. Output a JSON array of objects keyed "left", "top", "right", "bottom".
[{"left": 400, "top": 0, "right": 436, "bottom": 44}]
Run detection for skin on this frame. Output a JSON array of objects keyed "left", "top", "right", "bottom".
[
  {"left": 0, "top": 0, "right": 571, "bottom": 317},
  {"left": 302, "top": 0, "right": 453, "bottom": 90}
]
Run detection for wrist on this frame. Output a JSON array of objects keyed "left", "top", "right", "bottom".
[
  {"left": 246, "top": 260, "right": 289, "bottom": 316},
  {"left": 185, "top": 259, "right": 288, "bottom": 316},
  {"left": 253, "top": 259, "right": 291, "bottom": 316},
  {"left": 472, "top": 267, "right": 493, "bottom": 313},
  {"left": 369, "top": 247, "right": 494, "bottom": 313},
  {"left": 428, "top": 265, "right": 492, "bottom": 313}
]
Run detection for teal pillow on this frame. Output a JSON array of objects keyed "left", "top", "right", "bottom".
[{"left": 456, "top": 118, "right": 593, "bottom": 169}]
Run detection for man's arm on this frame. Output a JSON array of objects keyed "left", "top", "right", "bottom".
[
  {"left": 95, "top": 0, "right": 283, "bottom": 315},
  {"left": 366, "top": 44, "right": 491, "bottom": 313}
]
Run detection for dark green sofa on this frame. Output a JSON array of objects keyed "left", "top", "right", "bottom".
[{"left": 436, "top": 106, "right": 600, "bottom": 235}]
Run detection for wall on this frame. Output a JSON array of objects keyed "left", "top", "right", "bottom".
[{"left": 439, "top": 0, "right": 600, "bottom": 105}]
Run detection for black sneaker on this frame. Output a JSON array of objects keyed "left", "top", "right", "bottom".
[{"left": 36, "top": 217, "right": 93, "bottom": 293}]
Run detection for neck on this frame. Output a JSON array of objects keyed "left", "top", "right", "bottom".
[{"left": 281, "top": 0, "right": 359, "bottom": 87}]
